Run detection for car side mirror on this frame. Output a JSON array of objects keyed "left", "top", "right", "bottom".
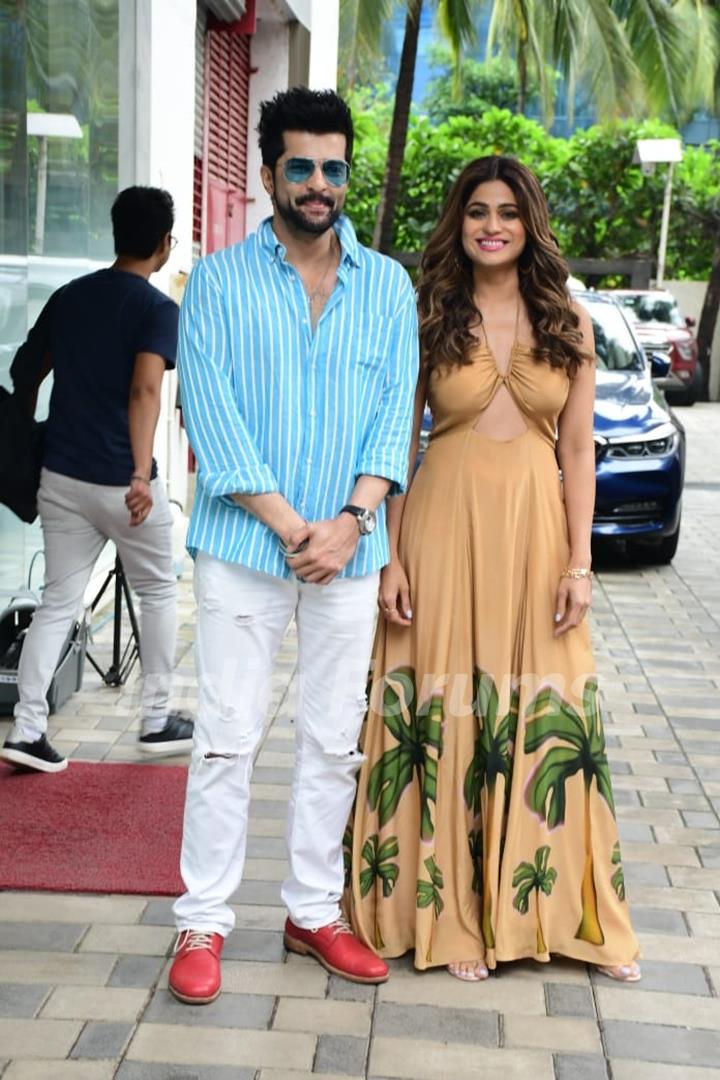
[
  {"left": 685, "top": 315, "right": 696, "bottom": 329},
  {"left": 650, "top": 352, "right": 672, "bottom": 379}
]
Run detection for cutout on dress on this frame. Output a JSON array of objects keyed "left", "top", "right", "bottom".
[{"left": 472, "top": 382, "right": 529, "bottom": 442}]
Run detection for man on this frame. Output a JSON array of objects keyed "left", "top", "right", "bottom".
[
  {"left": 170, "top": 88, "right": 418, "bottom": 1003},
  {"left": 0, "top": 186, "right": 193, "bottom": 773}
]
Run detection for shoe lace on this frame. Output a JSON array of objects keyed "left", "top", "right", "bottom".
[
  {"left": 325, "top": 915, "right": 353, "bottom": 938},
  {"left": 176, "top": 930, "right": 215, "bottom": 953}
]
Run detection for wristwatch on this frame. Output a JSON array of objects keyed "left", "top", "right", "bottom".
[{"left": 340, "top": 504, "right": 377, "bottom": 536}]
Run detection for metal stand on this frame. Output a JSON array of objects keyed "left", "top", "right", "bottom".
[{"left": 85, "top": 555, "right": 140, "bottom": 686}]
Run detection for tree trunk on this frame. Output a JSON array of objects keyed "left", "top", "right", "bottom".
[
  {"left": 696, "top": 239, "right": 720, "bottom": 402},
  {"left": 372, "top": 0, "right": 423, "bottom": 254},
  {"left": 517, "top": 40, "right": 527, "bottom": 115},
  {"left": 535, "top": 892, "right": 547, "bottom": 956},
  {"left": 575, "top": 780, "right": 605, "bottom": 946}
]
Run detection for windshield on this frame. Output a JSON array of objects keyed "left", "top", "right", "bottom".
[
  {"left": 617, "top": 293, "right": 684, "bottom": 328},
  {"left": 577, "top": 299, "right": 644, "bottom": 372}
]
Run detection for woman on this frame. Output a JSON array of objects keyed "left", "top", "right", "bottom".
[{"left": 347, "top": 156, "right": 640, "bottom": 983}]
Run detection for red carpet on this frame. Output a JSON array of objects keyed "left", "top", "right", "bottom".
[{"left": 0, "top": 761, "right": 187, "bottom": 895}]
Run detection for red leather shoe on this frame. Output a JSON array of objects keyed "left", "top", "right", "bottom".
[
  {"left": 168, "top": 930, "right": 224, "bottom": 1004},
  {"left": 284, "top": 915, "right": 389, "bottom": 984}
]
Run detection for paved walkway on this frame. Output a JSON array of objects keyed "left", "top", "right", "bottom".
[{"left": 1, "top": 404, "right": 719, "bottom": 1079}]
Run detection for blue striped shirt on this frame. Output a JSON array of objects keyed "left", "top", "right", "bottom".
[{"left": 178, "top": 215, "right": 419, "bottom": 580}]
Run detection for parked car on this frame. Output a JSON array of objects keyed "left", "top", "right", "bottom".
[
  {"left": 603, "top": 288, "right": 700, "bottom": 405},
  {"left": 417, "top": 291, "right": 685, "bottom": 564}
]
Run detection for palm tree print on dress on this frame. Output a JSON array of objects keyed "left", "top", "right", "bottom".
[
  {"left": 468, "top": 829, "right": 483, "bottom": 895},
  {"left": 463, "top": 669, "right": 519, "bottom": 948},
  {"left": 366, "top": 667, "right": 444, "bottom": 841},
  {"left": 417, "top": 855, "right": 444, "bottom": 917},
  {"left": 512, "top": 845, "right": 558, "bottom": 955},
  {"left": 611, "top": 841, "right": 625, "bottom": 902},
  {"left": 342, "top": 823, "right": 353, "bottom": 889},
  {"left": 359, "top": 834, "right": 399, "bottom": 950},
  {"left": 524, "top": 677, "right": 615, "bottom": 946}
]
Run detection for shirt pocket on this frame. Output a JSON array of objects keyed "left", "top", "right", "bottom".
[{"left": 354, "top": 315, "right": 395, "bottom": 373}]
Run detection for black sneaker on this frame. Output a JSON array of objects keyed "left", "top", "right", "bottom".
[
  {"left": 138, "top": 711, "right": 194, "bottom": 755},
  {"left": 0, "top": 733, "right": 68, "bottom": 773}
]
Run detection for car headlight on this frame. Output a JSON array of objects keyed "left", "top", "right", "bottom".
[{"left": 603, "top": 422, "right": 679, "bottom": 459}]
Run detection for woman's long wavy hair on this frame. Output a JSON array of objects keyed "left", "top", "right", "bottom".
[{"left": 417, "top": 156, "right": 587, "bottom": 377}]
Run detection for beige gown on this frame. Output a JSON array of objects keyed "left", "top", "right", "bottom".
[{"left": 347, "top": 341, "right": 640, "bottom": 970}]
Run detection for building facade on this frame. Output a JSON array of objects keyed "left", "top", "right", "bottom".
[{"left": 0, "top": 0, "right": 339, "bottom": 598}]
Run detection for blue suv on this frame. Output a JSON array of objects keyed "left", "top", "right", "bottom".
[{"left": 417, "top": 291, "right": 685, "bottom": 564}]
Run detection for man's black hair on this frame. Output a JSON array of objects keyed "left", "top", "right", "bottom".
[
  {"left": 111, "top": 186, "right": 174, "bottom": 259},
  {"left": 257, "top": 87, "right": 354, "bottom": 169}
]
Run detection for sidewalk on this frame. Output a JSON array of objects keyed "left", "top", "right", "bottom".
[{"left": 0, "top": 405, "right": 719, "bottom": 1079}]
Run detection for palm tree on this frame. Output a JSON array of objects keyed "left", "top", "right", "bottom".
[
  {"left": 512, "top": 845, "right": 558, "bottom": 955},
  {"left": 340, "top": 0, "right": 478, "bottom": 253},
  {"left": 366, "top": 666, "right": 444, "bottom": 840},
  {"left": 464, "top": 668, "right": 519, "bottom": 949},
  {"left": 524, "top": 677, "right": 614, "bottom": 946},
  {"left": 611, "top": 840, "right": 626, "bottom": 902},
  {"left": 486, "top": 0, "right": 718, "bottom": 127}
]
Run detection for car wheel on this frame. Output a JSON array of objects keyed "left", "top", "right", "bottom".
[{"left": 626, "top": 523, "right": 680, "bottom": 565}]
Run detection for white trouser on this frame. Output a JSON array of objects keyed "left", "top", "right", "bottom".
[
  {"left": 12, "top": 467, "right": 177, "bottom": 742},
  {"left": 173, "top": 552, "right": 379, "bottom": 936}
]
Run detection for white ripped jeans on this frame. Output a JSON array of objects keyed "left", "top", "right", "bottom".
[{"left": 173, "top": 552, "right": 379, "bottom": 936}]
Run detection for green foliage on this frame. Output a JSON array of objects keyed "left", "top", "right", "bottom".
[
  {"left": 416, "top": 855, "right": 444, "bottom": 917},
  {"left": 423, "top": 51, "right": 545, "bottom": 124},
  {"left": 359, "top": 834, "right": 400, "bottom": 898},
  {"left": 344, "top": 89, "right": 720, "bottom": 278}
]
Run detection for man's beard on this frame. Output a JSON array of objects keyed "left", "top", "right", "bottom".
[{"left": 274, "top": 192, "right": 342, "bottom": 236}]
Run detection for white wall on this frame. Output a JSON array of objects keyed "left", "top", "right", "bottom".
[
  {"left": 665, "top": 280, "right": 720, "bottom": 401},
  {"left": 119, "top": 0, "right": 195, "bottom": 507},
  {"left": 246, "top": 18, "right": 291, "bottom": 235},
  {"left": 309, "top": 0, "right": 338, "bottom": 90}
]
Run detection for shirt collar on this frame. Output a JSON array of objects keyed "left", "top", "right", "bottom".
[{"left": 259, "top": 214, "right": 361, "bottom": 268}]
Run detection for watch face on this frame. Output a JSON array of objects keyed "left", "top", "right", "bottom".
[{"left": 361, "top": 509, "right": 377, "bottom": 535}]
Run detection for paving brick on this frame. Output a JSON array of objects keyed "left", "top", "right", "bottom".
[
  {"left": 623, "top": 863, "right": 670, "bottom": 887},
  {"left": 637, "top": 932, "right": 720, "bottom": 965},
  {"left": 628, "top": 884, "right": 719, "bottom": 913},
  {"left": 229, "top": 905, "right": 287, "bottom": 932},
  {"left": 230, "top": 881, "right": 284, "bottom": 906},
  {"left": 603, "top": 1020, "right": 720, "bottom": 1067},
  {"left": 0, "top": 1017, "right": 82, "bottom": 1058},
  {"left": 70, "top": 1019, "right": 134, "bottom": 1058},
  {"left": 222, "top": 930, "right": 285, "bottom": 962},
  {"left": 41, "top": 985, "right": 147, "bottom": 1021},
  {"left": 630, "top": 907, "right": 688, "bottom": 935},
  {"left": 2, "top": 1064, "right": 116, "bottom": 1079},
  {"left": 273, "top": 998, "right": 371, "bottom": 1037},
  {"left": 377, "top": 966, "right": 546, "bottom": 1013},
  {"left": 545, "top": 983, "right": 596, "bottom": 1018},
  {"left": 373, "top": 1000, "right": 497, "bottom": 1045},
  {"left": 144, "top": 988, "right": 273, "bottom": 1028},
  {"left": 80, "top": 925, "right": 173, "bottom": 956},
  {"left": 0, "top": 921, "right": 87, "bottom": 951},
  {"left": 140, "top": 901, "right": 175, "bottom": 926},
  {"left": 0, "top": 984, "right": 50, "bottom": 1018},
  {"left": 503, "top": 1015, "right": 602, "bottom": 1053},
  {"left": 126, "top": 1024, "right": 316, "bottom": 1070},
  {"left": 180, "top": 960, "right": 328, "bottom": 998},
  {"left": 327, "top": 975, "right": 376, "bottom": 1003},
  {"left": 0, "top": 894, "right": 146, "bottom": 925},
  {"left": 610, "top": 1062, "right": 720, "bottom": 1080},
  {"left": 368, "top": 1038, "right": 554, "bottom": 1079},
  {"left": 116, "top": 1065, "right": 254, "bottom": 1080},
  {"left": 108, "top": 955, "right": 166, "bottom": 988},
  {"left": 0, "top": 951, "right": 115, "bottom": 986},
  {"left": 591, "top": 958, "right": 710, "bottom": 995},
  {"left": 314, "top": 1035, "right": 368, "bottom": 1075},
  {"left": 554, "top": 1054, "right": 609, "bottom": 1080},
  {"left": 597, "top": 987, "right": 720, "bottom": 1029}
]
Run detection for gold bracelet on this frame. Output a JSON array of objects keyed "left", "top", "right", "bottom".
[{"left": 561, "top": 567, "right": 593, "bottom": 580}]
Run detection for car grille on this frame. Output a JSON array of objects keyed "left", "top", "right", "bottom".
[{"left": 594, "top": 500, "right": 664, "bottom": 525}]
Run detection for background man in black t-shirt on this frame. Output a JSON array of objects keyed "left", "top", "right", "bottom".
[{"left": 0, "top": 186, "right": 193, "bottom": 773}]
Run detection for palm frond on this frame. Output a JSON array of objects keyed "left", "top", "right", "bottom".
[{"left": 612, "top": 0, "right": 688, "bottom": 123}]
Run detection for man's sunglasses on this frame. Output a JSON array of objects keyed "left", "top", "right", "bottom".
[{"left": 282, "top": 157, "right": 351, "bottom": 188}]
